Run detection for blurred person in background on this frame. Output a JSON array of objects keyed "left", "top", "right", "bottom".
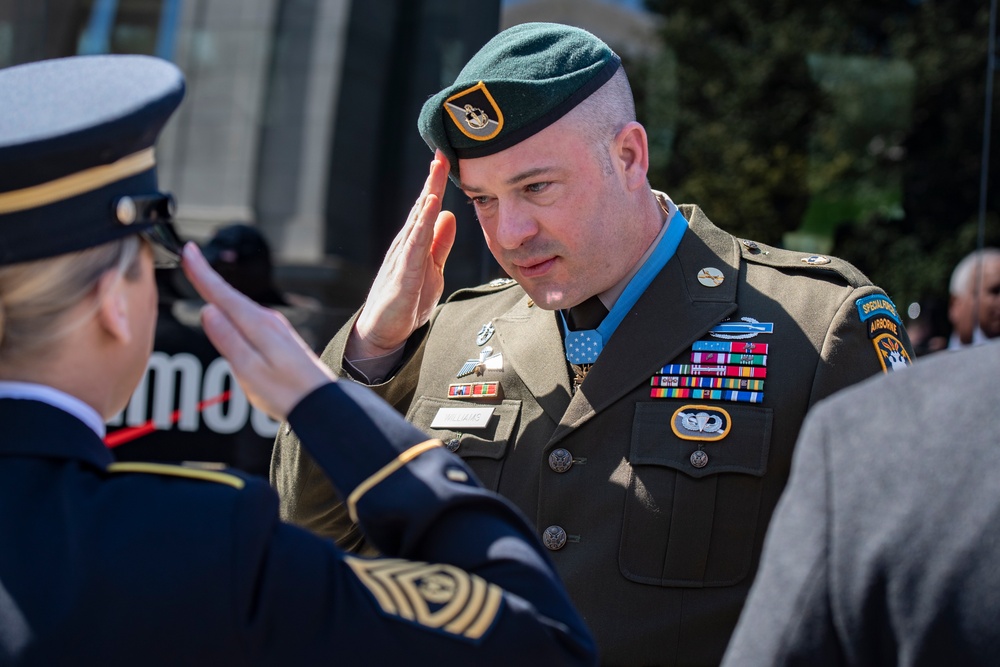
[{"left": 947, "top": 247, "right": 1000, "bottom": 348}]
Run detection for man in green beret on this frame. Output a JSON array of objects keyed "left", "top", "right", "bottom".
[{"left": 271, "top": 22, "right": 913, "bottom": 666}]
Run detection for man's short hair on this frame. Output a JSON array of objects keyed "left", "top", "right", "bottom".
[{"left": 950, "top": 248, "right": 1000, "bottom": 296}]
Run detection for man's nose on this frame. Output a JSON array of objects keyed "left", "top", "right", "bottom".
[{"left": 493, "top": 201, "right": 538, "bottom": 250}]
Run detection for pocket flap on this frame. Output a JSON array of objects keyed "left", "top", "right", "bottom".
[{"left": 631, "top": 402, "right": 772, "bottom": 478}]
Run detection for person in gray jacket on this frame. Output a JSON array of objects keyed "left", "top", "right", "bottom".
[{"left": 722, "top": 340, "right": 1000, "bottom": 666}]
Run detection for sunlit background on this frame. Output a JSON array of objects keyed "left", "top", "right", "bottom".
[{"left": 1, "top": 0, "right": 997, "bottom": 353}]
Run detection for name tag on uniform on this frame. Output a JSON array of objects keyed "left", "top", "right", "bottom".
[{"left": 431, "top": 406, "right": 495, "bottom": 430}]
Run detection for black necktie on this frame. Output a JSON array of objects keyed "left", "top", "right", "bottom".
[{"left": 565, "top": 296, "right": 608, "bottom": 331}]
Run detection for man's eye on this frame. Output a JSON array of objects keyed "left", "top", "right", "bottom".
[{"left": 526, "top": 182, "right": 549, "bottom": 193}]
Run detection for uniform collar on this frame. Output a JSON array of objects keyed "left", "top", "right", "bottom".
[
  {"left": 0, "top": 381, "right": 106, "bottom": 437},
  {"left": 0, "top": 396, "right": 114, "bottom": 468}
]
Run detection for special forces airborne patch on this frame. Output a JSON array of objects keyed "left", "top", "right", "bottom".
[
  {"left": 855, "top": 295, "right": 911, "bottom": 373},
  {"left": 345, "top": 556, "right": 503, "bottom": 642}
]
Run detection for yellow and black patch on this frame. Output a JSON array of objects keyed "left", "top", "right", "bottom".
[
  {"left": 867, "top": 315, "right": 901, "bottom": 340},
  {"left": 345, "top": 556, "right": 503, "bottom": 642},
  {"left": 872, "top": 332, "right": 911, "bottom": 373},
  {"left": 444, "top": 82, "right": 504, "bottom": 141},
  {"left": 106, "top": 461, "right": 245, "bottom": 489}
]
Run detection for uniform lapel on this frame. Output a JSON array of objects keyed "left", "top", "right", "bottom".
[
  {"left": 495, "top": 294, "right": 574, "bottom": 424},
  {"left": 550, "top": 206, "right": 740, "bottom": 443}
]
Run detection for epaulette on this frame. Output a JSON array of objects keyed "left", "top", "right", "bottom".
[
  {"left": 445, "top": 276, "right": 520, "bottom": 304},
  {"left": 737, "top": 238, "right": 872, "bottom": 288},
  {"left": 106, "top": 461, "right": 246, "bottom": 489}
]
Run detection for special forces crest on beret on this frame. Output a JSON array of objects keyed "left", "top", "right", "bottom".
[{"left": 444, "top": 82, "right": 504, "bottom": 141}]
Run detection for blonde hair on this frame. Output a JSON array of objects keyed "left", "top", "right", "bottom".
[{"left": 0, "top": 236, "right": 143, "bottom": 361}]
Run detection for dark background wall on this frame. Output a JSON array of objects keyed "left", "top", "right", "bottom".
[{"left": 324, "top": 0, "right": 503, "bottom": 297}]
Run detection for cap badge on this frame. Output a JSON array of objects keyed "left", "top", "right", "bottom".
[
  {"left": 115, "top": 196, "right": 137, "bottom": 225},
  {"left": 444, "top": 82, "right": 504, "bottom": 141}
]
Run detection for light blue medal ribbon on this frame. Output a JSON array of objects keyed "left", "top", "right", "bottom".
[{"left": 562, "top": 209, "right": 688, "bottom": 364}]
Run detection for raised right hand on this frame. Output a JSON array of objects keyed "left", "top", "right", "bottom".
[
  {"left": 181, "top": 242, "right": 335, "bottom": 421},
  {"left": 347, "top": 151, "right": 457, "bottom": 358}
]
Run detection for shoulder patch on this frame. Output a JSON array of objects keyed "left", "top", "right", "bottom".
[
  {"left": 740, "top": 243, "right": 872, "bottom": 288},
  {"left": 872, "top": 332, "right": 912, "bottom": 373},
  {"left": 855, "top": 294, "right": 910, "bottom": 373},
  {"left": 345, "top": 556, "right": 503, "bottom": 643},
  {"left": 855, "top": 294, "right": 902, "bottom": 325},
  {"left": 106, "top": 461, "right": 245, "bottom": 489}
]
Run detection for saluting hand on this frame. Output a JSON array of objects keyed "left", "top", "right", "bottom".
[
  {"left": 181, "top": 242, "right": 335, "bottom": 421},
  {"left": 347, "top": 151, "right": 457, "bottom": 359}
]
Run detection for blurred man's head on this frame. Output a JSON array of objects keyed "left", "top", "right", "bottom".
[{"left": 948, "top": 248, "right": 1000, "bottom": 344}]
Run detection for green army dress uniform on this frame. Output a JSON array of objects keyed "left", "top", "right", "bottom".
[{"left": 271, "top": 204, "right": 913, "bottom": 666}]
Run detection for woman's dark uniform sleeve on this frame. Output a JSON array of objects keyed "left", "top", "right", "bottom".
[{"left": 237, "top": 380, "right": 596, "bottom": 665}]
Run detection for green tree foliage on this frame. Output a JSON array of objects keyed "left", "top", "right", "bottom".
[{"left": 640, "top": 0, "right": 1000, "bottom": 315}]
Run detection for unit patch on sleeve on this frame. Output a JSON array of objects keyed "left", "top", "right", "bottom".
[
  {"left": 855, "top": 294, "right": 901, "bottom": 324},
  {"left": 872, "top": 333, "right": 912, "bottom": 373},
  {"left": 345, "top": 556, "right": 503, "bottom": 643},
  {"left": 855, "top": 295, "right": 909, "bottom": 372}
]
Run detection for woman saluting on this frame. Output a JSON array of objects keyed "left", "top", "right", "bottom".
[{"left": 0, "top": 55, "right": 594, "bottom": 666}]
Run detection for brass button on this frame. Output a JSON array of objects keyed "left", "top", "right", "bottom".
[
  {"left": 548, "top": 448, "right": 573, "bottom": 473},
  {"left": 690, "top": 449, "right": 709, "bottom": 468},
  {"left": 445, "top": 438, "right": 460, "bottom": 452},
  {"left": 542, "top": 525, "right": 567, "bottom": 551}
]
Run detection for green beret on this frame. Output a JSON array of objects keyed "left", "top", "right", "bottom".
[{"left": 418, "top": 22, "right": 621, "bottom": 181}]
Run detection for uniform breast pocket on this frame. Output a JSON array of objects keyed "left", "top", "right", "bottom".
[
  {"left": 620, "top": 402, "right": 772, "bottom": 587},
  {"left": 406, "top": 396, "right": 521, "bottom": 490}
]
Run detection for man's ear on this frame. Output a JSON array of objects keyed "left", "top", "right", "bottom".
[
  {"left": 94, "top": 270, "right": 132, "bottom": 345},
  {"left": 614, "top": 121, "right": 650, "bottom": 192}
]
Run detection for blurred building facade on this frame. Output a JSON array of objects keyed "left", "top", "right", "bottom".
[
  {"left": 0, "top": 0, "right": 665, "bottom": 305},
  {"left": 0, "top": 0, "right": 506, "bottom": 306},
  {"left": 0, "top": 0, "right": 666, "bottom": 301}
]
